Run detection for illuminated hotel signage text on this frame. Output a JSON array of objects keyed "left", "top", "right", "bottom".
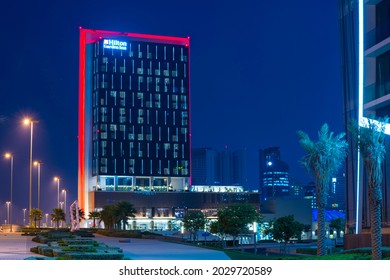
[{"left": 103, "top": 39, "right": 128, "bottom": 50}]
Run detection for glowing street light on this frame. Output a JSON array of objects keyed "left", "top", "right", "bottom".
[
  {"left": 34, "top": 161, "right": 42, "bottom": 210},
  {"left": 54, "top": 177, "right": 60, "bottom": 208},
  {"left": 4, "top": 153, "right": 13, "bottom": 232},
  {"left": 23, "top": 117, "right": 38, "bottom": 216}
]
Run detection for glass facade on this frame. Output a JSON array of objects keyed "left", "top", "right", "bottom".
[
  {"left": 91, "top": 39, "right": 190, "bottom": 178},
  {"left": 259, "top": 147, "right": 290, "bottom": 200}
]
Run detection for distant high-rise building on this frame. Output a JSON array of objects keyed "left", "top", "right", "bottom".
[
  {"left": 232, "top": 149, "right": 247, "bottom": 186},
  {"left": 191, "top": 148, "right": 218, "bottom": 185},
  {"left": 259, "top": 147, "right": 290, "bottom": 200},
  {"left": 78, "top": 28, "right": 191, "bottom": 213},
  {"left": 191, "top": 147, "right": 247, "bottom": 188},
  {"left": 328, "top": 174, "right": 346, "bottom": 212},
  {"left": 303, "top": 175, "right": 346, "bottom": 212},
  {"left": 290, "top": 179, "right": 304, "bottom": 199},
  {"left": 303, "top": 181, "right": 316, "bottom": 209}
]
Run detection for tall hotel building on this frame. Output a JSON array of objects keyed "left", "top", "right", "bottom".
[
  {"left": 78, "top": 28, "right": 191, "bottom": 213},
  {"left": 339, "top": 0, "right": 390, "bottom": 241}
]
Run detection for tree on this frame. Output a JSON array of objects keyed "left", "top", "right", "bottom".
[
  {"left": 115, "top": 201, "right": 137, "bottom": 230},
  {"left": 99, "top": 205, "right": 116, "bottom": 229},
  {"left": 29, "top": 208, "right": 43, "bottom": 229},
  {"left": 88, "top": 211, "right": 101, "bottom": 228},
  {"left": 264, "top": 215, "right": 304, "bottom": 255},
  {"left": 72, "top": 208, "right": 85, "bottom": 223},
  {"left": 50, "top": 208, "right": 66, "bottom": 229},
  {"left": 183, "top": 210, "right": 207, "bottom": 241},
  {"left": 297, "top": 123, "right": 348, "bottom": 256},
  {"left": 349, "top": 116, "right": 388, "bottom": 260},
  {"left": 329, "top": 218, "right": 345, "bottom": 238},
  {"left": 215, "top": 203, "right": 260, "bottom": 248}
]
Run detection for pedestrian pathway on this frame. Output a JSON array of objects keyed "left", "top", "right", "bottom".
[
  {"left": 0, "top": 232, "right": 230, "bottom": 260},
  {"left": 93, "top": 234, "right": 230, "bottom": 260}
]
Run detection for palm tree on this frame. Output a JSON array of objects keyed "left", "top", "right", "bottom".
[
  {"left": 115, "top": 201, "right": 137, "bottom": 230},
  {"left": 72, "top": 208, "right": 85, "bottom": 222},
  {"left": 99, "top": 204, "right": 116, "bottom": 229},
  {"left": 349, "top": 117, "right": 388, "bottom": 260},
  {"left": 88, "top": 211, "right": 101, "bottom": 228},
  {"left": 50, "top": 208, "right": 66, "bottom": 229},
  {"left": 297, "top": 123, "right": 348, "bottom": 256},
  {"left": 29, "top": 208, "right": 43, "bottom": 229}
]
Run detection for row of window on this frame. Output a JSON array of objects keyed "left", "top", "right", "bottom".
[
  {"left": 93, "top": 158, "right": 189, "bottom": 176},
  {"left": 94, "top": 141, "right": 187, "bottom": 159},
  {"left": 94, "top": 73, "right": 188, "bottom": 93},
  {"left": 94, "top": 127, "right": 188, "bottom": 143},
  {"left": 94, "top": 107, "right": 188, "bottom": 127},
  {"left": 95, "top": 91, "right": 188, "bottom": 110},
  {"left": 96, "top": 58, "right": 187, "bottom": 79}
]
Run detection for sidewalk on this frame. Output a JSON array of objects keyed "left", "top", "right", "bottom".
[
  {"left": 0, "top": 232, "right": 230, "bottom": 260},
  {"left": 0, "top": 232, "right": 41, "bottom": 260},
  {"left": 93, "top": 234, "right": 230, "bottom": 260}
]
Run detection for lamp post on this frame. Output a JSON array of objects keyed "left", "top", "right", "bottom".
[
  {"left": 62, "top": 189, "right": 67, "bottom": 217},
  {"left": 253, "top": 222, "right": 257, "bottom": 254},
  {"left": 5, "top": 153, "right": 13, "bottom": 232},
  {"left": 59, "top": 202, "right": 64, "bottom": 228},
  {"left": 23, "top": 208, "right": 27, "bottom": 226},
  {"left": 54, "top": 177, "right": 60, "bottom": 208},
  {"left": 24, "top": 118, "right": 38, "bottom": 216},
  {"left": 6, "top": 202, "right": 10, "bottom": 227},
  {"left": 34, "top": 161, "right": 42, "bottom": 210}
]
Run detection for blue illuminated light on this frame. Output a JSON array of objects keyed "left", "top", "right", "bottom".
[
  {"left": 267, "top": 161, "right": 272, "bottom": 166},
  {"left": 356, "top": 0, "right": 364, "bottom": 235},
  {"left": 103, "top": 39, "right": 128, "bottom": 50}
]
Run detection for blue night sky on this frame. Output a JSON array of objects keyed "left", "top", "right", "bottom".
[{"left": 0, "top": 0, "right": 343, "bottom": 223}]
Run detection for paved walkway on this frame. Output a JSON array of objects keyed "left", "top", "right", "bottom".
[
  {"left": 0, "top": 232, "right": 40, "bottom": 260},
  {"left": 94, "top": 234, "right": 230, "bottom": 260},
  {"left": 0, "top": 232, "right": 230, "bottom": 260}
]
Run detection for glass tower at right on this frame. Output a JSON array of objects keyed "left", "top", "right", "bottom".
[{"left": 339, "top": 0, "right": 390, "bottom": 240}]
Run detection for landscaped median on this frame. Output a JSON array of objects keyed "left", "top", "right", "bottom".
[{"left": 28, "top": 230, "right": 125, "bottom": 260}]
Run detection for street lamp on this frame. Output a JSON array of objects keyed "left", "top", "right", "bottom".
[
  {"left": 59, "top": 202, "right": 64, "bottom": 228},
  {"left": 5, "top": 153, "right": 13, "bottom": 232},
  {"left": 23, "top": 117, "right": 38, "bottom": 216},
  {"left": 253, "top": 222, "right": 258, "bottom": 254},
  {"left": 6, "top": 202, "right": 10, "bottom": 227},
  {"left": 54, "top": 177, "right": 60, "bottom": 208},
  {"left": 62, "top": 189, "right": 67, "bottom": 217},
  {"left": 23, "top": 208, "right": 27, "bottom": 226},
  {"left": 34, "top": 161, "right": 42, "bottom": 210}
]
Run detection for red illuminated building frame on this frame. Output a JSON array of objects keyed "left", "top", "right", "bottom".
[{"left": 78, "top": 27, "right": 191, "bottom": 211}]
